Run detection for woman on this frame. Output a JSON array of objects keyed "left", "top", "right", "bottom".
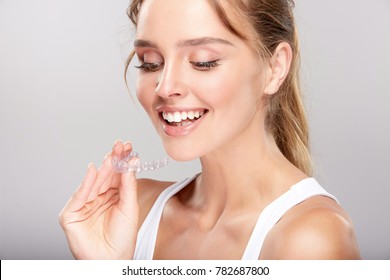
[{"left": 59, "top": 0, "right": 361, "bottom": 259}]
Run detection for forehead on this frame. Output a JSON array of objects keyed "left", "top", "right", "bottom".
[{"left": 136, "top": 0, "right": 237, "bottom": 42}]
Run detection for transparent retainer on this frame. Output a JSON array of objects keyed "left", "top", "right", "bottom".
[{"left": 112, "top": 151, "right": 170, "bottom": 173}]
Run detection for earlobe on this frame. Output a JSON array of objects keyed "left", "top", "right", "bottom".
[{"left": 263, "top": 42, "right": 292, "bottom": 95}]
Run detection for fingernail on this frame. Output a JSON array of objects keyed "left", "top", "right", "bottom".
[{"left": 112, "top": 139, "right": 122, "bottom": 149}]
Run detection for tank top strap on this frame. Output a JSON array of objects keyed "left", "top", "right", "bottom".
[
  {"left": 133, "top": 175, "right": 198, "bottom": 260},
  {"left": 241, "top": 178, "right": 338, "bottom": 260}
]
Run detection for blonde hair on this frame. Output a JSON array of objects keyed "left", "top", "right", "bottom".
[{"left": 126, "top": 0, "right": 312, "bottom": 175}]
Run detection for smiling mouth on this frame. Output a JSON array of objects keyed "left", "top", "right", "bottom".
[{"left": 161, "top": 109, "right": 208, "bottom": 127}]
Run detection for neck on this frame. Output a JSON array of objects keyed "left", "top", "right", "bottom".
[
  {"left": 198, "top": 132, "right": 281, "bottom": 206},
  {"left": 189, "top": 119, "right": 306, "bottom": 221}
]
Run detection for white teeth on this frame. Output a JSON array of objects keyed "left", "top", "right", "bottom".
[
  {"left": 187, "top": 111, "right": 195, "bottom": 120},
  {"left": 167, "top": 113, "right": 174, "bottom": 123},
  {"left": 173, "top": 112, "right": 182, "bottom": 122},
  {"left": 162, "top": 110, "right": 206, "bottom": 123}
]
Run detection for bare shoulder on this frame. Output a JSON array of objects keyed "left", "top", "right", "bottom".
[
  {"left": 260, "top": 196, "right": 361, "bottom": 259},
  {"left": 136, "top": 178, "right": 175, "bottom": 227}
]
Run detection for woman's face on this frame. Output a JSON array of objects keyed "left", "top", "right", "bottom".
[{"left": 134, "top": 0, "right": 267, "bottom": 161}]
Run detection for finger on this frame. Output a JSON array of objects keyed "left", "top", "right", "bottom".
[
  {"left": 113, "top": 140, "right": 124, "bottom": 158},
  {"left": 98, "top": 153, "right": 118, "bottom": 194},
  {"left": 109, "top": 141, "right": 133, "bottom": 188},
  {"left": 117, "top": 157, "right": 139, "bottom": 217},
  {"left": 87, "top": 153, "right": 113, "bottom": 202},
  {"left": 99, "top": 140, "right": 133, "bottom": 194},
  {"left": 123, "top": 141, "right": 132, "bottom": 151},
  {"left": 65, "top": 163, "right": 97, "bottom": 212}
]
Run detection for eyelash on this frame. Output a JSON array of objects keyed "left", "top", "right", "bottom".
[
  {"left": 190, "top": 60, "right": 220, "bottom": 71},
  {"left": 134, "top": 62, "right": 163, "bottom": 72},
  {"left": 135, "top": 60, "right": 221, "bottom": 72}
]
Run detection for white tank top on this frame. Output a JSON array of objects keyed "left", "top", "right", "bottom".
[{"left": 133, "top": 175, "right": 338, "bottom": 260}]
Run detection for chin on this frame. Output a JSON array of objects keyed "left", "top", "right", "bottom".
[
  {"left": 162, "top": 142, "right": 201, "bottom": 162},
  {"left": 165, "top": 148, "right": 199, "bottom": 162}
]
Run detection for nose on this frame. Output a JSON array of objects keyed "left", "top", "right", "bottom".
[{"left": 155, "top": 63, "right": 188, "bottom": 99}]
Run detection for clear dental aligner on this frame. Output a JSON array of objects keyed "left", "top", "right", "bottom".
[{"left": 112, "top": 151, "right": 170, "bottom": 173}]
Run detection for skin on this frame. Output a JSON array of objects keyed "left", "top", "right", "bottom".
[{"left": 59, "top": 0, "right": 361, "bottom": 259}]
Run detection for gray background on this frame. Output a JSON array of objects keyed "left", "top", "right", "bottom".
[{"left": 0, "top": 0, "right": 389, "bottom": 259}]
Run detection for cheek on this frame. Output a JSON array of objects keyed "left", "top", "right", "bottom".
[
  {"left": 194, "top": 70, "right": 238, "bottom": 105},
  {"left": 136, "top": 75, "right": 154, "bottom": 114},
  {"left": 197, "top": 68, "right": 261, "bottom": 112}
]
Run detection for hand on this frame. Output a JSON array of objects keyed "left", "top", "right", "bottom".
[{"left": 59, "top": 141, "right": 139, "bottom": 259}]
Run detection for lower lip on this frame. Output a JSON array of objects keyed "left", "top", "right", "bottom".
[{"left": 160, "top": 114, "right": 206, "bottom": 137}]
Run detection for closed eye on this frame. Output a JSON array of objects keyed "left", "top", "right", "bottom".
[
  {"left": 190, "top": 60, "right": 220, "bottom": 71},
  {"left": 135, "top": 62, "right": 164, "bottom": 72}
]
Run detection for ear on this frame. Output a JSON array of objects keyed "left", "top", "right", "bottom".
[{"left": 263, "top": 42, "right": 293, "bottom": 95}]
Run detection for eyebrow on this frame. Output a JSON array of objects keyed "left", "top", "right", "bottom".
[
  {"left": 178, "top": 37, "right": 234, "bottom": 47},
  {"left": 134, "top": 39, "right": 157, "bottom": 48},
  {"left": 134, "top": 37, "right": 235, "bottom": 48}
]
